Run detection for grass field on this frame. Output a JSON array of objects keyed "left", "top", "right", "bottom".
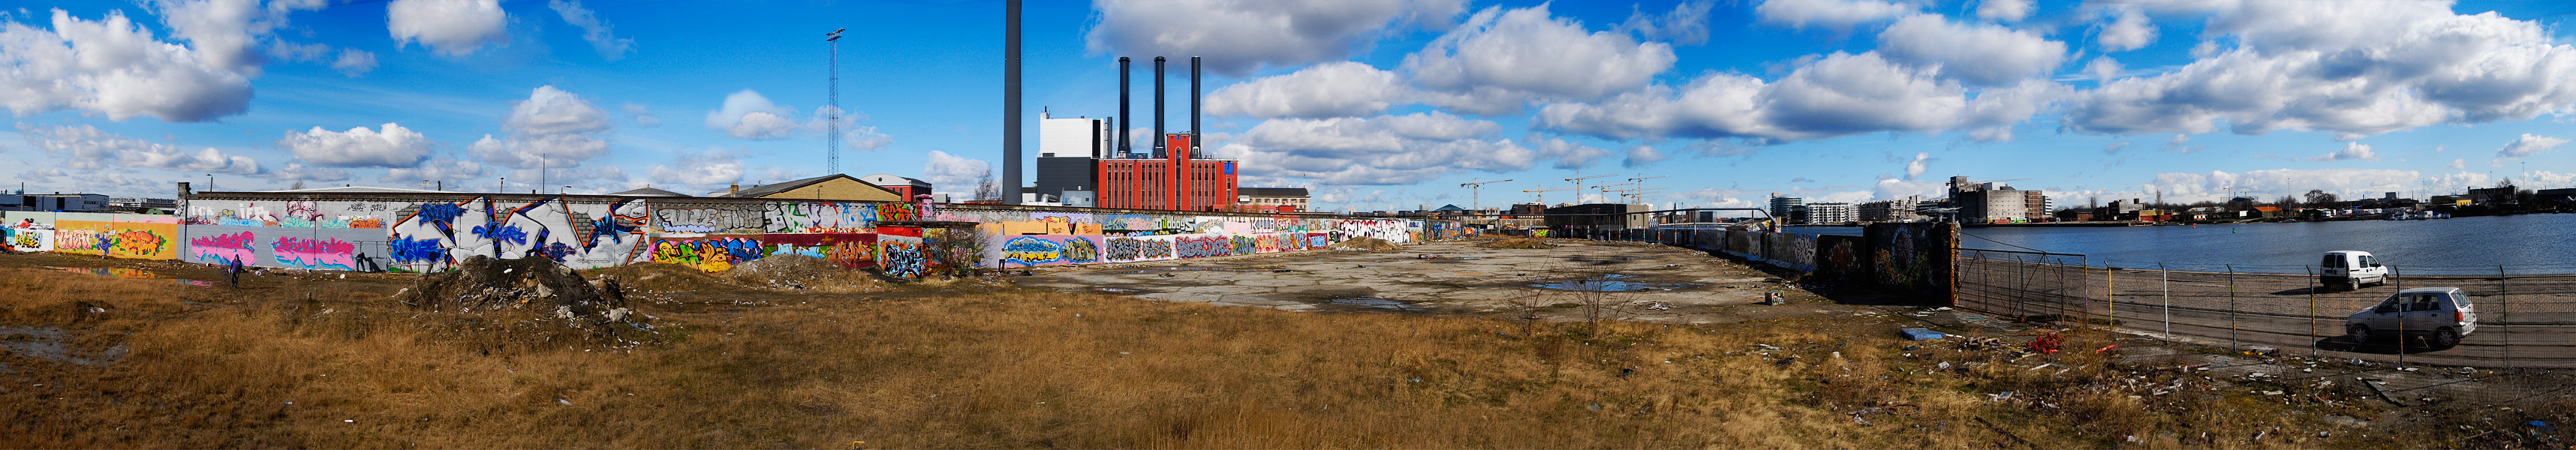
[{"left": 0, "top": 254, "right": 2519, "bottom": 448}]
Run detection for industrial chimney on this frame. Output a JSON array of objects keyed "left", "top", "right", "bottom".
[
  {"left": 1190, "top": 56, "right": 1201, "bottom": 159},
  {"left": 1117, "top": 56, "right": 1130, "bottom": 158},
  {"left": 1002, "top": 0, "right": 1023, "bottom": 205},
  {"left": 1152, "top": 56, "right": 1166, "bottom": 159}
]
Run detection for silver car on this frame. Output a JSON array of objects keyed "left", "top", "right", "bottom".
[{"left": 2346, "top": 287, "right": 2478, "bottom": 347}]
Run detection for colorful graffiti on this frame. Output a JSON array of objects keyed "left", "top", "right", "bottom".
[
  {"left": 189, "top": 231, "right": 256, "bottom": 264},
  {"left": 1175, "top": 235, "right": 1230, "bottom": 259},
  {"left": 391, "top": 236, "right": 446, "bottom": 263},
  {"left": 272, "top": 237, "right": 357, "bottom": 270},
  {"left": 878, "top": 235, "right": 925, "bottom": 278},
  {"left": 650, "top": 236, "right": 766, "bottom": 272},
  {"left": 1001, "top": 236, "right": 1064, "bottom": 266},
  {"left": 1061, "top": 236, "right": 1099, "bottom": 262}
]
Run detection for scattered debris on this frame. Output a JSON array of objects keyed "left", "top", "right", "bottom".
[
  {"left": 1478, "top": 237, "right": 1556, "bottom": 250},
  {"left": 1900, "top": 328, "right": 1947, "bottom": 340},
  {"left": 1330, "top": 237, "right": 1404, "bottom": 251}
]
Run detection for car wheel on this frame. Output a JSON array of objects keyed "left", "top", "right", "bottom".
[
  {"left": 2433, "top": 328, "right": 2460, "bottom": 348},
  {"left": 2347, "top": 324, "right": 2373, "bottom": 342}
]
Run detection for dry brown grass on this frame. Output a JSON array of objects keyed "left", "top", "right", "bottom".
[{"left": 0, "top": 263, "right": 2514, "bottom": 448}]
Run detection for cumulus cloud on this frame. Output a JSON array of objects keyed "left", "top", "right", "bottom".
[
  {"left": 0, "top": 10, "right": 255, "bottom": 122},
  {"left": 388, "top": 0, "right": 507, "bottom": 56},
  {"left": 623, "top": 103, "right": 658, "bottom": 128},
  {"left": 1876, "top": 14, "right": 2067, "bottom": 87},
  {"left": 2083, "top": 56, "right": 2121, "bottom": 84},
  {"left": 705, "top": 89, "right": 798, "bottom": 140},
  {"left": 1754, "top": 0, "right": 1913, "bottom": 29},
  {"left": 846, "top": 125, "right": 892, "bottom": 152},
  {"left": 1217, "top": 112, "right": 1536, "bottom": 185},
  {"left": 1904, "top": 152, "right": 1931, "bottom": 178},
  {"left": 278, "top": 122, "right": 433, "bottom": 167},
  {"left": 547, "top": 0, "right": 632, "bottom": 61},
  {"left": 922, "top": 150, "right": 991, "bottom": 192},
  {"left": 1085, "top": 0, "right": 1464, "bottom": 76},
  {"left": 149, "top": 0, "right": 327, "bottom": 74},
  {"left": 1539, "top": 52, "right": 2065, "bottom": 142},
  {"left": 2308, "top": 142, "right": 2379, "bottom": 162},
  {"left": 1873, "top": 177, "right": 1945, "bottom": 200},
  {"left": 330, "top": 49, "right": 376, "bottom": 76},
  {"left": 2126, "top": 168, "right": 2423, "bottom": 204},
  {"left": 1205, "top": 62, "right": 1409, "bottom": 118},
  {"left": 472, "top": 86, "right": 614, "bottom": 169},
  {"left": 1403, "top": 4, "right": 1678, "bottom": 115},
  {"left": 646, "top": 148, "right": 746, "bottom": 189},
  {"left": 1620, "top": 0, "right": 1714, "bottom": 45},
  {"left": 261, "top": 161, "right": 349, "bottom": 182},
  {"left": 1976, "top": 0, "right": 2031, "bottom": 22},
  {"left": 2093, "top": 7, "right": 2156, "bottom": 52},
  {"left": 2496, "top": 134, "right": 2566, "bottom": 158},
  {"left": 2449, "top": 158, "right": 2466, "bottom": 170},
  {"left": 1622, "top": 145, "right": 1667, "bottom": 168},
  {"left": 23, "top": 124, "right": 259, "bottom": 174},
  {"left": 381, "top": 156, "right": 483, "bottom": 183},
  {"left": 2067, "top": 2, "right": 2576, "bottom": 138},
  {"left": 1527, "top": 134, "right": 1615, "bottom": 170}
]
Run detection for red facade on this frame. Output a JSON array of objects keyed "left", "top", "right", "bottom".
[{"left": 1096, "top": 134, "right": 1237, "bottom": 212}]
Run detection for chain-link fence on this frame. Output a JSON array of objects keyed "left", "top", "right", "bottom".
[{"left": 1959, "top": 254, "right": 2576, "bottom": 368}]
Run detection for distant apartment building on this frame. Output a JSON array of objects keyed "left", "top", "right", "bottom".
[
  {"left": 1806, "top": 202, "right": 1856, "bottom": 224},
  {"left": 22, "top": 194, "right": 108, "bottom": 212},
  {"left": 1768, "top": 195, "right": 1806, "bottom": 224},
  {"left": 1947, "top": 176, "right": 2045, "bottom": 223},
  {"left": 1238, "top": 187, "right": 1309, "bottom": 213},
  {"left": 1859, "top": 197, "right": 1923, "bottom": 222},
  {"left": 109, "top": 197, "right": 176, "bottom": 212}
]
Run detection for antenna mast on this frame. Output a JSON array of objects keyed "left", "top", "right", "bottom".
[{"left": 826, "top": 28, "right": 845, "bottom": 174}]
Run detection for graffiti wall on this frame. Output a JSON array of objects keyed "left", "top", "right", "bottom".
[
  {"left": 6, "top": 219, "right": 53, "bottom": 252},
  {"left": 182, "top": 225, "right": 390, "bottom": 270},
  {"left": 763, "top": 232, "right": 880, "bottom": 269},
  {"left": 996, "top": 235, "right": 1103, "bottom": 267},
  {"left": 649, "top": 235, "right": 766, "bottom": 272},
  {"left": 1813, "top": 234, "right": 1871, "bottom": 280},
  {"left": 52, "top": 220, "right": 178, "bottom": 260},
  {"left": 1866, "top": 222, "right": 1957, "bottom": 303}
]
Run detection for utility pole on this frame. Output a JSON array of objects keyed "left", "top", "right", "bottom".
[
  {"left": 1460, "top": 178, "right": 1513, "bottom": 212},
  {"left": 826, "top": 28, "right": 844, "bottom": 174}
]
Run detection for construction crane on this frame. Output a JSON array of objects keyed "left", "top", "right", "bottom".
[
  {"left": 1459, "top": 178, "right": 1513, "bottom": 212},
  {"left": 1523, "top": 184, "right": 1572, "bottom": 206},
  {"left": 1565, "top": 171, "right": 1615, "bottom": 203}
]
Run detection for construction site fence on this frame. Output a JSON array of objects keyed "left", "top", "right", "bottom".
[
  {"left": 1962, "top": 249, "right": 2576, "bottom": 369},
  {"left": 1563, "top": 224, "right": 1957, "bottom": 303}
]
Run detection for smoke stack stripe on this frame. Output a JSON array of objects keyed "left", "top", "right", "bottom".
[
  {"left": 1117, "top": 56, "right": 1130, "bottom": 158},
  {"left": 1152, "top": 56, "right": 1165, "bottom": 160},
  {"left": 1190, "top": 56, "right": 1200, "bottom": 159}
]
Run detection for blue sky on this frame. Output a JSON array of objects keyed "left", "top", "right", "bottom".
[{"left": 8, "top": 0, "right": 2576, "bottom": 213}]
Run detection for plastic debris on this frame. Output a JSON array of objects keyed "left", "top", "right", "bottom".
[{"left": 1899, "top": 328, "right": 1946, "bottom": 340}]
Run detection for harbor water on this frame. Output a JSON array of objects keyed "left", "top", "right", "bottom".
[{"left": 1781, "top": 214, "right": 2576, "bottom": 274}]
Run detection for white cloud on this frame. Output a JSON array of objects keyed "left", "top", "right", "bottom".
[
  {"left": 23, "top": 124, "right": 259, "bottom": 175},
  {"left": 922, "top": 150, "right": 990, "bottom": 192},
  {"left": 705, "top": 89, "right": 798, "bottom": 140},
  {"left": 1527, "top": 134, "right": 1615, "bottom": 170},
  {"left": 2083, "top": 56, "right": 2121, "bottom": 85},
  {"left": 277, "top": 122, "right": 433, "bottom": 167},
  {"left": 646, "top": 148, "right": 746, "bottom": 189},
  {"left": 2067, "top": 2, "right": 2576, "bottom": 137},
  {"left": 1205, "top": 62, "right": 1409, "bottom": 118},
  {"left": 2496, "top": 134, "right": 2566, "bottom": 158},
  {"left": 473, "top": 86, "right": 614, "bottom": 169},
  {"left": 546, "top": 0, "right": 631, "bottom": 62},
  {"left": 1976, "top": 0, "right": 2031, "bottom": 22},
  {"left": 388, "top": 0, "right": 508, "bottom": 56},
  {"left": 1085, "top": 0, "right": 1464, "bottom": 76},
  {"left": 0, "top": 10, "right": 255, "bottom": 122},
  {"left": 330, "top": 49, "right": 375, "bottom": 77},
  {"left": 1622, "top": 145, "right": 1666, "bottom": 168},
  {"left": 1753, "top": 0, "right": 1913, "bottom": 29},
  {"left": 623, "top": 103, "right": 658, "bottom": 128},
  {"left": 1403, "top": 4, "right": 1678, "bottom": 115},
  {"left": 1218, "top": 112, "right": 1536, "bottom": 185},
  {"left": 846, "top": 125, "right": 891, "bottom": 152},
  {"left": 261, "top": 161, "right": 349, "bottom": 182},
  {"left": 1540, "top": 52, "right": 2047, "bottom": 142},
  {"left": 2162, "top": 134, "right": 2202, "bottom": 154},
  {"left": 2093, "top": 7, "right": 2156, "bottom": 52},
  {"left": 149, "top": 0, "right": 327, "bottom": 73},
  {"left": 2307, "top": 142, "right": 2379, "bottom": 162},
  {"left": 2129, "top": 168, "right": 2424, "bottom": 204},
  {"left": 1873, "top": 177, "right": 1944, "bottom": 200},
  {"left": 2449, "top": 158, "right": 2466, "bottom": 170},
  {"left": 2103, "top": 142, "right": 2130, "bottom": 154},
  {"left": 1619, "top": 0, "right": 1714, "bottom": 45},
  {"left": 1904, "top": 152, "right": 1931, "bottom": 178},
  {"left": 1876, "top": 14, "right": 2066, "bottom": 87},
  {"left": 381, "top": 156, "right": 483, "bottom": 183}
]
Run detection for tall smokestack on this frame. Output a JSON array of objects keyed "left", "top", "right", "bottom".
[
  {"left": 1002, "top": 0, "right": 1023, "bottom": 204},
  {"left": 1153, "top": 56, "right": 1166, "bottom": 159},
  {"left": 1117, "top": 56, "right": 1130, "bottom": 158},
  {"left": 1190, "top": 56, "right": 1200, "bottom": 159}
]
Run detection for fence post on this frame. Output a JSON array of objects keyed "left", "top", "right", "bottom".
[
  {"left": 2500, "top": 265, "right": 2510, "bottom": 369},
  {"left": 2307, "top": 266, "right": 2318, "bottom": 356},
  {"left": 2227, "top": 264, "right": 2238, "bottom": 350},
  {"left": 2161, "top": 263, "right": 2171, "bottom": 340}
]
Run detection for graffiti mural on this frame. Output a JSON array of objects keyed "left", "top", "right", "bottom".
[
  {"left": 1866, "top": 222, "right": 1956, "bottom": 302},
  {"left": 1000, "top": 236, "right": 1063, "bottom": 266},
  {"left": 389, "top": 198, "right": 492, "bottom": 272},
  {"left": 271, "top": 237, "right": 357, "bottom": 270},
  {"left": 763, "top": 233, "right": 878, "bottom": 269},
  {"left": 878, "top": 235, "right": 925, "bottom": 278},
  {"left": 52, "top": 220, "right": 176, "bottom": 260},
  {"left": 765, "top": 202, "right": 876, "bottom": 233},
  {"left": 190, "top": 231, "right": 256, "bottom": 264},
  {"left": 651, "top": 236, "right": 766, "bottom": 272},
  {"left": 653, "top": 204, "right": 766, "bottom": 233}
]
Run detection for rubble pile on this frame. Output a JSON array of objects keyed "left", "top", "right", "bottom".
[
  {"left": 724, "top": 254, "right": 880, "bottom": 293},
  {"left": 395, "top": 256, "right": 656, "bottom": 345}
]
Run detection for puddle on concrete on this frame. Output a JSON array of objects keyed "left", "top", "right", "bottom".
[
  {"left": 50, "top": 266, "right": 217, "bottom": 286},
  {"left": 1528, "top": 280, "right": 1703, "bottom": 292},
  {"left": 0, "top": 326, "right": 126, "bottom": 366},
  {"left": 1325, "top": 297, "right": 1428, "bottom": 312}
]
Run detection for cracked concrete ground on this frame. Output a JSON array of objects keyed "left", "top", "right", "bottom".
[{"left": 1014, "top": 239, "right": 1876, "bottom": 323}]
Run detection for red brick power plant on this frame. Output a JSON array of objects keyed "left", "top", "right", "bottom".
[{"left": 1035, "top": 56, "right": 1237, "bottom": 212}]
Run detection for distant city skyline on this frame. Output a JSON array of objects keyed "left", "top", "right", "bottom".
[{"left": 5, "top": 1, "right": 2575, "bottom": 213}]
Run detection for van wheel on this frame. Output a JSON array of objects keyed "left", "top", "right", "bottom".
[
  {"left": 2346, "top": 324, "right": 2373, "bottom": 342},
  {"left": 2433, "top": 328, "right": 2460, "bottom": 348}
]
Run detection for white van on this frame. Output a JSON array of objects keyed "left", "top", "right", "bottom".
[
  {"left": 2319, "top": 250, "right": 2390, "bottom": 291},
  {"left": 2346, "top": 287, "right": 2478, "bottom": 347}
]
